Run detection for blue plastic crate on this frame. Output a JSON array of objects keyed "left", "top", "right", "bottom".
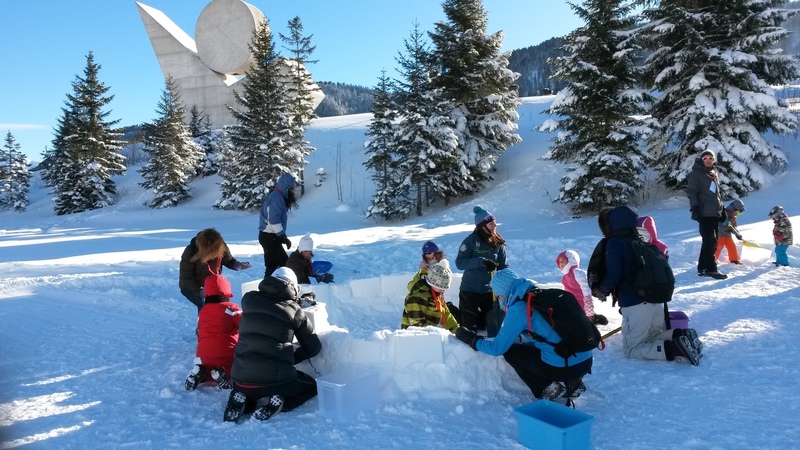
[{"left": 514, "top": 400, "right": 594, "bottom": 449}]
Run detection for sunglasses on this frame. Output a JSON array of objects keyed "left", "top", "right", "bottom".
[
  {"left": 702, "top": 156, "right": 714, "bottom": 161},
  {"left": 424, "top": 252, "right": 435, "bottom": 256}
]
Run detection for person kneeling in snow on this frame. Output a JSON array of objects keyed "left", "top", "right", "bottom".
[
  {"left": 401, "top": 259, "right": 459, "bottom": 332},
  {"left": 455, "top": 269, "right": 593, "bottom": 402},
  {"left": 286, "top": 234, "right": 334, "bottom": 284},
  {"left": 185, "top": 267, "right": 242, "bottom": 391},
  {"left": 223, "top": 267, "right": 321, "bottom": 423}
]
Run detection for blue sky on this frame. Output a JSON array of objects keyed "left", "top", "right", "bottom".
[{"left": 0, "top": 1, "right": 582, "bottom": 161}]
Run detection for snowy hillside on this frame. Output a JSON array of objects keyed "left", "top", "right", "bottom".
[{"left": 0, "top": 97, "right": 798, "bottom": 449}]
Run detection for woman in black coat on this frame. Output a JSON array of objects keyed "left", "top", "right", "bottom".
[{"left": 223, "top": 267, "right": 322, "bottom": 422}]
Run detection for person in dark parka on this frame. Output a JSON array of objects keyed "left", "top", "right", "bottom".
[
  {"left": 686, "top": 149, "right": 726, "bottom": 279},
  {"left": 223, "top": 267, "right": 321, "bottom": 422}
]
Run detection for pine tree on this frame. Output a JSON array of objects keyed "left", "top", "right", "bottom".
[
  {"left": 365, "top": 70, "right": 407, "bottom": 220},
  {"left": 429, "top": 0, "right": 522, "bottom": 194},
  {"left": 139, "top": 76, "right": 203, "bottom": 208},
  {"left": 638, "top": 0, "right": 798, "bottom": 197},
  {"left": 394, "top": 23, "right": 459, "bottom": 216},
  {"left": 542, "top": 0, "right": 651, "bottom": 213},
  {"left": 0, "top": 132, "right": 31, "bottom": 212},
  {"left": 41, "top": 105, "right": 77, "bottom": 188},
  {"left": 280, "top": 16, "right": 320, "bottom": 195},
  {"left": 217, "top": 20, "right": 297, "bottom": 210},
  {"left": 52, "top": 51, "right": 126, "bottom": 215},
  {"left": 188, "top": 104, "right": 217, "bottom": 176}
]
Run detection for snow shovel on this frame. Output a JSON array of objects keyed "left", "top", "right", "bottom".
[
  {"left": 741, "top": 239, "right": 762, "bottom": 249},
  {"left": 485, "top": 272, "right": 505, "bottom": 338}
]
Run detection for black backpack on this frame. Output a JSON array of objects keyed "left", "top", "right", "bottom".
[
  {"left": 626, "top": 236, "right": 674, "bottom": 303},
  {"left": 523, "top": 288, "right": 601, "bottom": 365}
]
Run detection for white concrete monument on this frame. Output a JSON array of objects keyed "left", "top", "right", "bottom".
[{"left": 136, "top": 0, "right": 324, "bottom": 129}]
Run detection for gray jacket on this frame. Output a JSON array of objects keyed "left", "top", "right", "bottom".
[{"left": 686, "top": 158, "right": 723, "bottom": 218}]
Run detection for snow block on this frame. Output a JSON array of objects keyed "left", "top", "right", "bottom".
[
  {"left": 394, "top": 330, "right": 444, "bottom": 367},
  {"left": 514, "top": 400, "right": 594, "bottom": 450},
  {"left": 317, "top": 367, "right": 379, "bottom": 421},
  {"left": 667, "top": 311, "right": 690, "bottom": 330},
  {"left": 240, "top": 279, "right": 260, "bottom": 298},
  {"left": 303, "top": 302, "right": 330, "bottom": 332}
]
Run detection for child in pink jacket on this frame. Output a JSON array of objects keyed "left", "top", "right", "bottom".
[{"left": 556, "top": 250, "right": 608, "bottom": 325}]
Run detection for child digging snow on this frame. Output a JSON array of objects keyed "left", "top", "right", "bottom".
[
  {"left": 716, "top": 199, "right": 745, "bottom": 264},
  {"left": 769, "top": 205, "right": 793, "bottom": 267},
  {"left": 185, "top": 266, "right": 242, "bottom": 391},
  {"left": 556, "top": 250, "right": 607, "bottom": 325}
]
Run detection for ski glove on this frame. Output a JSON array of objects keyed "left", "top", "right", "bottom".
[
  {"left": 483, "top": 259, "right": 498, "bottom": 272},
  {"left": 280, "top": 235, "right": 292, "bottom": 249},
  {"left": 315, "top": 273, "right": 334, "bottom": 283},
  {"left": 591, "top": 287, "right": 607, "bottom": 302},
  {"left": 233, "top": 260, "right": 252, "bottom": 270},
  {"left": 455, "top": 326, "right": 481, "bottom": 351},
  {"left": 690, "top": 206, "right": 699, "bottom": 222}
]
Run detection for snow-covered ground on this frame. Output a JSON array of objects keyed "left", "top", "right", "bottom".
[{"left": 1, "top": 97, "right": 798, "bottom": 449}]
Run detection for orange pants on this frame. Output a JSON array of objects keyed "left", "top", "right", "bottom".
[{"left": 715, "top": 236, "right": 740, "bottom": 262}]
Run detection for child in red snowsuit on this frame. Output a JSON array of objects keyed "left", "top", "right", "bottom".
[
  {"left": 556, "top": 250, "right": 607, "bottom": 325},
  {"left": 185, "top": 266, "right": 242, "bottom": 391}
]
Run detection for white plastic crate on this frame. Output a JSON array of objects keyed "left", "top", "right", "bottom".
[{"left": 317, "top": 367, "right": 379, "bottom": 421}]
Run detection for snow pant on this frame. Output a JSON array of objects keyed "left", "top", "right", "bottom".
[
  {"left": 259, "top": 231, "right": 288, "bottom": 278},
  {"left": 180, "top": 288, "right": 204, "bottom": 313},
  {"left": 715, "top": 236, "right": 740, "bottom": 262},
  {"left": 775, "top": 244, "right": 790, "bottom": 266},
  {"left": 697, "top": 216, "right": 720, "bottom": 273},
  {"left": 458, "top": 291, "right": 493, "bottom": 331},
  {"left": 232, "top": 371, "right": 317, "bottom": 413},
  {"left": 503, "top": 344, "right": 592, "bottom": 398},
  {"left": 620, "top": 302, "right": 676, "bottom": 361}
]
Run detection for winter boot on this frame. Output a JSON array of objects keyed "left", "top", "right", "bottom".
[
  {"left": 672, "top": 328, "right": 703, "bottom": 358},
  {"left": 252, "top": 395, "right": 284, "bottom": 421},
  {"left": 672, "top": 336, "right": 701, "bottom": 366},
  {"left": 565, "top": 377, "right": 586, "bottom": 399},
  {"left": 539, "top": 382, "right": 566, "bottom": 401},
  {"left": 223, "top": 391, "right": 247, "bottom": 423},
  {"left": 184, "top": 365, "right": 205, "bottom": 391},
  {"left": 210, "top": 368, "right": 232, "bottom": 390}
]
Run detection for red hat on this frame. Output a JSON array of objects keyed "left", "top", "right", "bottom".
[{"left": 204, "top": 273, "right": 233, "bottom": 298}]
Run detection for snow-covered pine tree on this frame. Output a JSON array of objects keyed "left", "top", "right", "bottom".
[
  {"left": 218, "top": 20, "right": 298, "bottom": 211},
  {"left": 541, "top": 0, "right": 651, "bottom": 213},
  {"left": 394, "top": 22, "right": 459, "bottom": 217},
  {"left": 139, "top": 76, "right": 203, "bottom": 208},
  {"left": 365, "top": 70, "right": 407, "bottom": 221},
  {"left": 429, "top": 0, "right": 522, "bottom": 195},
  {"left": 638, "top": 0, "right": 798, "bottom": 197},
  {"left": 0, "top": 132, "right": 31, "bottom": 212},
  {"left": 53, "top": 51, "right": 126, "bottom": 215},
  {"left": 188, "top": 104, "right": 217, "bottom": 176},
  {"left": 40, "top": 105, "right": 77, "bottom": 188},
  {"left": 280, "top": 16, "right": 320, "bottom": 195}
]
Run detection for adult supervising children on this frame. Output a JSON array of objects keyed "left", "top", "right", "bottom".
[
  {"left": 686, "top": 149, "right": 727, "bottom": 279},
  {"left": 258, "top": 173, "right": 299, "bottom": 277}
]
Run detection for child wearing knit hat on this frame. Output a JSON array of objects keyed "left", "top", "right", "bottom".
[
  {"left": 401, "top": 259, "right": 459, "bottom": 332},
  {"left": 185, "top": 268, "right": 242, "bottom": 391},
  {"left": 286, "top": 234, "right": 335, "bottom": 284},
  {"left": 455, "top": 206, "right": 508, "bottom": 332}
]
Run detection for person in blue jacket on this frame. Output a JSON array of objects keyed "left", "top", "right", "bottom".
[
  {"left": 455, "top": 205, "right": 508, "bottom": 332},
  {"left": 590, "top": 205, "right": 703, "bottom": 366},
  {"left": 258, "top": 173, "right": 299, "bottom": 278},
  {"left": 455, "top": 268, "right": 592, "bottom": 401}
]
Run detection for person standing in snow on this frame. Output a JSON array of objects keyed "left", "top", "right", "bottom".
[
  {"left": 401, "top": 259, "right": 459, "bottom": 332},
  {"left": 455, "top": 206, "right": 508, "bottom": 332},
  {"left": 454, "top": 268, "right": 593, "bottom": 401},
  {"left": 185, "top": 269, "right": 242, "bottom": 391},
  {"left": 686, "top": 149, "right": 727, "bottom": 279},
  {"left": 716, "top": 199, "right": 746, "bottom": 265},
  {"left": 224, "top": 267, "right": 321, "bottom": 423},
  {"left": 556, "top": 250, "right": 607, "bottom": 325},
  {"left": 179, "top": 228, "right": 252, "bottom": 314},
  {"left": 588, "top": 205, "right": 703, "bottom": 366},
  {"left": 286, "top": 234, "right": 334, "bottom": 284},
  {"left": 769, "top": 205, "right": 793, "bottom": 267},
  {"left": 258, "top": 173, "right": 299, "bottom": 278}
]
